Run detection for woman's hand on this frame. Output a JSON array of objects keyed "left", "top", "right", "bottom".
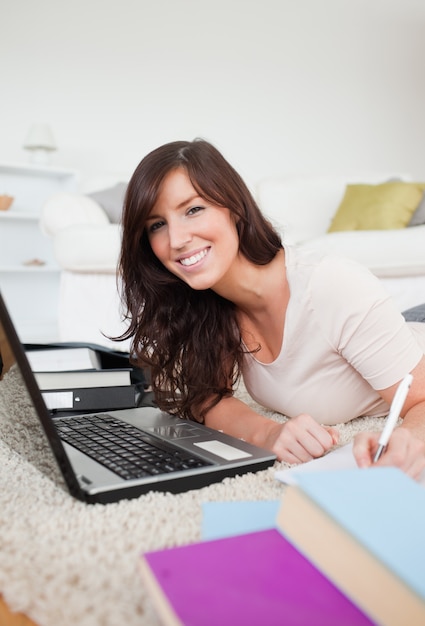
[
  {"left": 353, "top": 427, "right": 425, "bottom": 480},
  {"left": 204, "top": 397, "right": 338, "bottom": 463},
  {"left": 360, "top": 357, "right": 425, "bottom": 480},
  {"left": 264, "top": 413, "right": 339, "bottom": 464}
]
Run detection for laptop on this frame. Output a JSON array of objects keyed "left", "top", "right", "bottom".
[{"left": 0, "top": 292, "right": 275, "bottom": 504}]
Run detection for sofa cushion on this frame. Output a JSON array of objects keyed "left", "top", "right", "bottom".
[
  {"left": 328, "top": 182, "right": 425, "bottom": 232},
  {"left": 408, "top": 191, "right": 425, "bottom": 227},
  {"left": 299, "top": 225, "right": 425, "bottom": 277},
  {"left": 87, "top": 182, "right": 127, "bottom": 223},
  {"left": 53, "top": 224, "right": 121, "bottom": 273},
  {"left": 41, "top": 193, "right": 110, "bottom": 236}
]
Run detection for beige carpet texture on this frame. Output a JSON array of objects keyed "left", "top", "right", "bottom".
[{"left": 0, "top": 367, "right": 385, "bottom": 626}]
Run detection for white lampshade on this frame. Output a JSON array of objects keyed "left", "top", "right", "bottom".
[
  {"left": 24, "top": 124, "right": 57, "bottom": 151},
  {"left": 23, "top": 124, "right": 57, "bottom": 164}
]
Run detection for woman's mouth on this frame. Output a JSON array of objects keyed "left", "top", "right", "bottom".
[{"left": 179, "top": 248, "right": 209, "bottom": 267}]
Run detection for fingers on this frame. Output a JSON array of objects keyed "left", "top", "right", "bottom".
[
  {"left": 324, "top": 426, "right": 340, "bottom": 446},
  {"left": 377, "top": 429, "right": 425, "bottom": 479},
  {"left": 274, "top": 414, "right": 337, "bottom": 464},
  {"left": 352, "top": 432, "right": 377, "bottom": 469},
  {"left": 353, "top": 428, "right": 425, "bottom": 480}
]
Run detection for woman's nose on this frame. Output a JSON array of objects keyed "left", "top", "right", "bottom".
[{"left": 168, "top": 221, "right": 192, "bottom": 250}]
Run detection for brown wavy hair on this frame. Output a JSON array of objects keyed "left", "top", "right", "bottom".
[{"left": 118, "top": 139, "right": 282, "bottom": 421}]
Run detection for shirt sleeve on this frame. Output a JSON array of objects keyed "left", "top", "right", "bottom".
[{"left": 309, "top": 256, "right": 423, "bottom": 390}]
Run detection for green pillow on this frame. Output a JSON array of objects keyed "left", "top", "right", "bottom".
[{"left": 328, "top": 182, "right": 425, "bottom": 232}]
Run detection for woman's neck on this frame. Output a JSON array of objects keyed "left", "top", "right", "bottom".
[
  {"left": 220, "top": 248, "right": 289, "bottom": 363},
  {"left": 214, "top": 248, "right": 287, "bottom": 310}
]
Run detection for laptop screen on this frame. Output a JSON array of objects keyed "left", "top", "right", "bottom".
[{"left": 0, "top": 294, "right": 85, "bottom": 495}]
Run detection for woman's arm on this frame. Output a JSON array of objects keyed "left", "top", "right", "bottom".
[
  {"left": 353, "top": 355, "right": 425, "bottom": 478},
  {"left": 204, "top": 395, "right": 338, "bottom": 464}
]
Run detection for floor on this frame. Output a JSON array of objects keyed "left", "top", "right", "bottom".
[{"left": 0, "top": 596, "right": 36, "bottom": 626}]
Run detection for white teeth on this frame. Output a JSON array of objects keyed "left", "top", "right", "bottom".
[{"left": 180, "top": 249, "right": 208, "bottom": 267}]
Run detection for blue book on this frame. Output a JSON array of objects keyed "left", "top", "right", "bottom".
[
  {"left": 201, "top": 500, "right": 279, "bottom": 540},
  {"left": 277, "top": 467, "right": 425, "bottom": 626}
]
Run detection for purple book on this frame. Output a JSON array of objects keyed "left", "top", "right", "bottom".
[{"left": 139, "top": 528, "right": 374, "bottom": 626}]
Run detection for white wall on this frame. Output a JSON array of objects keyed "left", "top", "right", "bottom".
[{"left": 1, "top": 0, "right": 425, "bottom": 190}]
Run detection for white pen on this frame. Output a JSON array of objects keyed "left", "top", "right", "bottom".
[{"left": 373, "top": 373, "right": 413, "bottom": 463}]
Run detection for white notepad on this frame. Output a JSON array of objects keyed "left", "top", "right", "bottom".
[{"left": 275, "top": 442, "right": 425, "bottom": 487}]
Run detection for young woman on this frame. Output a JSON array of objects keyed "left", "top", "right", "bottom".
[{"left": 118, "top": 139, "right": 425, "bottom": 478}]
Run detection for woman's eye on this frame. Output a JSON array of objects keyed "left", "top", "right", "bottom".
[
  {"left": 187, "top": 205, "right": 204, "bottom": 216},
  {"left": 148, "top": 221, "right": 164, "bottom": 233}
]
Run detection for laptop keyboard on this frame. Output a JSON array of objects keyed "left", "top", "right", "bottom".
[{"left": 54, "top": 414, "right": 211, "bottom": 480}]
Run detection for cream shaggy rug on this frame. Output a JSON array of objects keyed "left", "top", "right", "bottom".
[{"left": 0, "top": 368, "right": 385, "bottom": 626}]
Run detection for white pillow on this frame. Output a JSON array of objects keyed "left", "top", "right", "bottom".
[{"left": 41, "top": 193, "right": 109, "bottom": 236}]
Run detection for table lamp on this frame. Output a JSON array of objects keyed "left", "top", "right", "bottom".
[{"left": 23, "top": 124, "right": 57, "bottom": 165}]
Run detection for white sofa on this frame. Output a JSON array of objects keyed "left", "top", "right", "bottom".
[
  {"left": 40, "top": 174, "right": 425, "bottom": 348},
  {"left": 256, "top": 174, "right": 425, "bottom": 312},
  {"left": 41, "top": 186, "right": 128, "bottom": 349}
]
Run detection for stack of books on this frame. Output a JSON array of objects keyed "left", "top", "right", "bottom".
[
  {"left": 26, "top": 346, "right": 139, "bottom": 412},
  {"left": 139, "top": 467, "right": 425, "bottom": 625},
  {"left": 276, "top": 467, "right": 425, "bottom": 625}
]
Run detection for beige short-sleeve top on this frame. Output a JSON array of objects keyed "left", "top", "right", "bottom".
[{"left": 242, "top": 246, "right": 425, "bottom": 425}]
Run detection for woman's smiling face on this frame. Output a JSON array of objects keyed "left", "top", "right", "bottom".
[{"left": 146, "top": 167, "right": 240, "bottom": 292}]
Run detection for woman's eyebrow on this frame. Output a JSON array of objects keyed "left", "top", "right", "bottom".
[
  {"left": 145, "top": 213, "right": 161, "bottom": 222},
  {"left": 147, "top": 194, "right": 202, "bottom": 220},
  {"left": 176, "top": 194, "right": 201, "bottom": 209}
]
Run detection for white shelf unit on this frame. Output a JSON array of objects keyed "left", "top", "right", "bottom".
[{"left": 0, "top": 162, "right": 78, "bottom": 342}]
